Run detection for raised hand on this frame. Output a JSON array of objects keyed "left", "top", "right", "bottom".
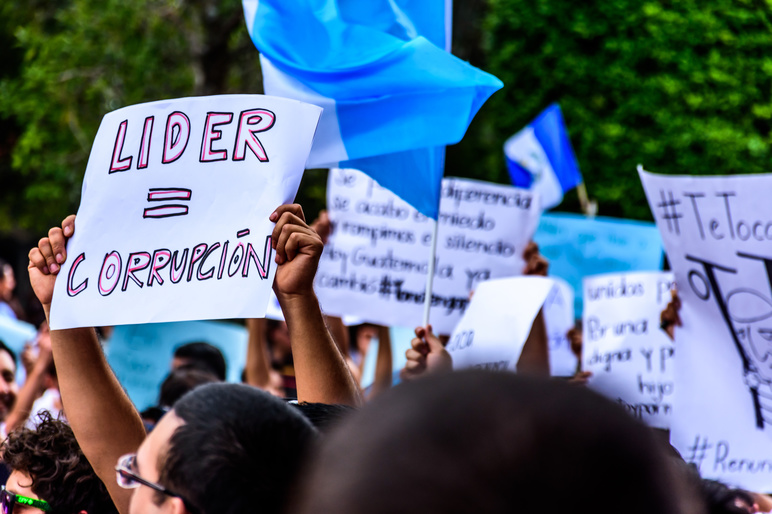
[
  {"left": 270, "top": 204, "right": 324, "bottom": 300},
  {"left": 27, "top": 215, "right": 76, "bottom": 314}
]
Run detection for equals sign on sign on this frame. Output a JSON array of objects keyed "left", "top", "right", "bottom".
[{"left": 143, "top": 188, "right": 192, "bottom": 219}]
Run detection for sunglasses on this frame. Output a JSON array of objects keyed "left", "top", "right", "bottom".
[
  {"left": 0, "top": 485, "right": 51, "bottom": 514},
  {"left": 115, "top": 454, "right": 198, "bottom": 514}
]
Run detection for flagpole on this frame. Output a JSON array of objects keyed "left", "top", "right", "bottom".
[
  {"left": 423, "top": 217, "right": 440, "bottom": 326},
  {"left": 576, "top": 182, "right": 597, "bottom": 218}
]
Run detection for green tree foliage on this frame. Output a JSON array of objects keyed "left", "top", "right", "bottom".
[
  {"left": 0, "top": 0, "right": 262, "bottom": 233},
  {"left": 478, "top": 0, "right": 772, "bottom": 219}
]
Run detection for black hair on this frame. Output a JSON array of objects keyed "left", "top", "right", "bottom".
[
  {"left": 700, "top": 479, "right": 756, "bottom": 514},
  {"left": 3, "top": 412, "right": 118, "bottom": 514},
  {"left": 158, "top": 365, "right": 219, "bottom": 408},
  {"left": 294, "top": 371, "right": 700, "bottom": 514},
  {"left": 291, "top": 402, "right": 355, "bottom": 433},
  {"left": 0, "top": 338, "right": 17, "bottom": 366},
  {"left": 173, "top": 342, "right": 226, "bottom": 380},
  {"left": 159, "top": 383, "right": 317, "bottom": 514}
]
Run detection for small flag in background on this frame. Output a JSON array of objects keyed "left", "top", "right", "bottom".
[
  {"left": 504, "top": 104, "right": 583, "bottom": 210},
  {"left": 242, "top": 0, "right": 502, "bottom": 218}
]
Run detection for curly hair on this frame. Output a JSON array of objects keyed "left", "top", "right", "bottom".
[{"left": 2, "top": 412, "right": 117, "bottom": 514}]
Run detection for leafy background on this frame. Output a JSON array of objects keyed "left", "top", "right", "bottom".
[{"left": 2, "top": 0, "right": 771, "bottom": 248}]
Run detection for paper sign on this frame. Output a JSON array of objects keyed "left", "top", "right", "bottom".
[
  {"left": 543, "top": 277, "right": 577, "bottom": 376},
  {"left": 447, "top": 277, "right": 554, "bottom": 371},
  {"left": 534, "top": 213, "right": 664, "bottom": 315},
  {"left": 315, "top": 169, "right": 541, "bottom": 334},
  {"left": 582, "top": 271, "right": 675, "bottom": 429},
  {"left": 50, "top": 95, "right": 322, "bottom": 329},
  {"left": 640, "top": 169, "right": 772, "bottom": 490},
  {"left": 104, "top": 320, "right": 247, "bottom": 410}
]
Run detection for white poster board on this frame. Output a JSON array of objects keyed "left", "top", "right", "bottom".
[
  {"left": 315, "top": 168, "right": 541, "bottom": 334},
  {"left": 582, "top": 271, "right": 675, "bottom": 429},
  {"left": 50, "top": 95, "right": 321, "bottom": 329},
  {"left": 640, "top": 168, "right": 772, "bottom": 489},
  {"left": 447, "top": 277, "right": 554, "bottom": 371},
  {"left": 543, "top": 277, "right": 577, "bottom": 376}
]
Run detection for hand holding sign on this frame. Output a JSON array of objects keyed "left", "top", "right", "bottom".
[
  {"left": 270, "top": 204, "right": 324, "bottom": 301},
  {"left": 28, "top": 215, "right": 76, "bottom": 315}
]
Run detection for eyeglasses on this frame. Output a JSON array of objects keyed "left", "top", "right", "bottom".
[
  {"left": 0, "top": 485, "right": 52, "bottom": 514},
  {"left": 115, "top": 454, "right": 198, "bottom": 514}
]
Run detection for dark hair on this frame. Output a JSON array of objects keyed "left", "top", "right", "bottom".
[
  {"left": 173, "top": 342, "right": 226, "bottom": 380},
  {"left": 158, "top": 365, "right": 219, "bottom": 408},
  {"left": 700, "top": 479, "right": 756, "bottom": 514},
  {"left": 294, "top": 371, "right": 700, "bottom": 514},
  {"left": 0, "top": 259, "right": 7, "bottom": 280},
  {"left": 159, "top": 383, "right": 317, "bottom": 514},
  {"left": 291, "top": 402, "right": 355, "bottom": 433},
  {"left": 3, "top": 412, "right": 118, "bottom": 514},
  {"left": 0, "top": 339, "right": 17, "bottom": 367}
]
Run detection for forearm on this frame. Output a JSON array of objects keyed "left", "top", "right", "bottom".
[
  {"left": 245, "top": 318, "right": 273, "bottom": 389},
  {"left": 369, "top": 325, "right": 393, "bottom": 399},
  {"left": 516, "top": 308, "right": 550, "bottom": 376},
  {"left": 280, "top": 293, "right": 361, "bottom": 406},
  {"left": 50, "top": 326, "right": 144, "bottom": 514},
  {"left": 5, "top": 359, "right": 48, "bottom": 433}
]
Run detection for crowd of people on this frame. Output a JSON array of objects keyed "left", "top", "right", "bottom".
[{"left": 0, "top": 203, "right": 767, "bottom": 513}]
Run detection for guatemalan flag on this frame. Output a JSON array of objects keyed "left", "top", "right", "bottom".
[
  {"left": 242, "top": 1, "right": 503, "bottom": 218},
  {"left": 504, "top": 104, "right": 583, "bottom": 210}
]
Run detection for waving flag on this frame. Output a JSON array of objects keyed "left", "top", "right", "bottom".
[
  {"left": 243, "top": 0, "right": 502, "bottom": 218},
  {"left": 504, "top": 104, "right": 583, "bottom": 210}
]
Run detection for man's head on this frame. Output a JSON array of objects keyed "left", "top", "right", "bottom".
[
  {"left": 3, "top": 413, "right": 117, "bottom": 514},
  {"left": 0, "top": 339, "right": 18, "bottom": 421},
  {"left": 171, "top": 342, "right": 226, "bottom": 381},
  {"left": 128, "top": 383, "right": 316, "bottom": 514},
  {"left": 295, "top": 371, "right": 701, "bottom": 514},
  {"left": 0, "top": 259, "right": 15, "bottom": 301}
]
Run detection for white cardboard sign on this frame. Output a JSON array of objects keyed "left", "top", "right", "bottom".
[
  {"left": 50, "top": 95, "right": 322, "bottom": 329},
  {"left": 582, "top": 271, "right": 675, "bottom": 429},
  {"left": 640, "top": 169, "right": 772, "bottom": 490},
  {"left": 315, "top": 168, "right": 541, "bottom": 334},
  {"left": 447, "top": 277, "right": 555, "bottom": 371},
  {"left": 543, "top": 277, "right": 577, "bottom": 376}
]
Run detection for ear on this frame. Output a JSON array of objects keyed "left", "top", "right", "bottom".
[{"left": 166, "top": 496, "right": 189, "bottom": 514}]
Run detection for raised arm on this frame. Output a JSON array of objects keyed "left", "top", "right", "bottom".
[
  {"left": 244, "top": 318, "right": 284, "bottom": 397},
  {"left": 4, "top": 327, "right": 52, "bottom": 433},
  {"left": 28, "top": 215, "right": 144, "bottom": 514},
  {"left": 271, "top": 204, "right": 361, "bottom": 406}
]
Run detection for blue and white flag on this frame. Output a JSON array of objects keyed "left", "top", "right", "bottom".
[
  {"left": 504, "top": 104, "right": 583, "bottom": 210},
  {"left": 243, "top": 0, "right": 502, "bottom": 218}
]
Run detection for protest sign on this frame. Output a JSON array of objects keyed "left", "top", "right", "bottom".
[
  {"left": 447, "top": 277, "right": 555, "bottom": 371},
  {"left": 582, "top": 271, "right": 675, "bottom": 429},
  {"left": 542, "top": 277, "right": 577, "bottom": 376},
  {"left": 315, "top": 168, "right": 541, "bottom": 334},
  {"left": 534, "top": 213, "right": 663, "bottom": 314},
  {"left": 640, "top": 169, "right": 772, "bottom": 489},
  {"left": 49, "top": 95, "right": 322, "bottom": 329},
  {"left": 105, "top": 320, "right": 247, "bottom": 410}
]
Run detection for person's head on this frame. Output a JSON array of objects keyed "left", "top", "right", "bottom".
[
  {"left": 171, "top": 342, "right": 226, "bottom": 381},
  {"left": 124, "top": 383, "right": 316, "bottom": 514},
  {"left": 0, "top": 339, "right": 18, "bottom": 421},
  {"left": 3, "top": 412, "right": 118, "bottom": 514},
  {"left": 295, "top": 371, "right": 702, "bottom": 514},
  {"left": 158, "top": 365, "right": 219, "bottom": 408},
  {"left": 350, "top": 324, "right": 378, "bottom": 355},
  {"left": 0, "top": 259, "right": 15, "bottom": 301}
]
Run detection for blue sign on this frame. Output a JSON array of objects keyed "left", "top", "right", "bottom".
[
  {"left": 105, "top": 320, "right": 247, "bottom": 411},
  {"left": 534, "top": 213, "right": 664, "bottom": 315}
]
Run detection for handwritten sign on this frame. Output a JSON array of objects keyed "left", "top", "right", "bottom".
[
  {"left": 534, "top": 213, "right": 664, "bottom": 315},
  {"left": 543, "top": 277, "right": 577, "bottom": 376},
  {"left": 315, "top": 169, "right": 541, "bottom": 334},
  {"left": 640, "top": 169, "right": 772, "bottom": 490},
  {"left": 447, "top": 277, "right": 555, "bottom": 371},
  {"left": 104, "top": 320, "right": 247, "bottom": 410},
  {"left": 582, "top": 271, "right": 675, "bottom": 429},
  {"left": 49, "top": 95, "right": 321, "bottom": 329}
]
